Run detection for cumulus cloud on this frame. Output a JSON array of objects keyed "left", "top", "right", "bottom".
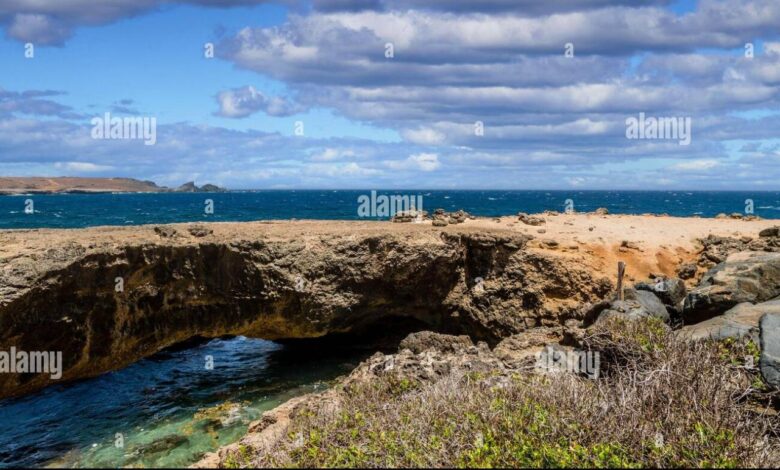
[
  {"left": 385, "top": 153, "right": 441, "bottom": 171},
  {"left": 212, "top": 0, "right": 780, "bottom": 159},
  {"left": 214, "top": 86, "right": 305, "bottom": 118}
]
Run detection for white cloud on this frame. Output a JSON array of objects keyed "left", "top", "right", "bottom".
[
  {"left": 385, "top": 152, "right": 441, "bottom": 171},
  {"left": 215, "top": 86, "right": 303, "bottom": 118},
  {"left": 54, "top": 161, "right": 114, "bottom": 172},
  {"left": 670, "top": 159, "right": 721, "bottom": 171},
  {"left": 310, "top": 147, "right": 358, "bottom": 161}
]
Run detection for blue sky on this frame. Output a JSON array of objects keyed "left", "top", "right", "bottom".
[{"left": 2, "top": 0, "right": 780, "bottom": 189}]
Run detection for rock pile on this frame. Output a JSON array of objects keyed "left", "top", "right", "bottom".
[
  {"left": 517, "top": 212, "right": 545, "bottom": 226},
  {"left": 430, "top": 208, "right": 471, "bottom": 227}
]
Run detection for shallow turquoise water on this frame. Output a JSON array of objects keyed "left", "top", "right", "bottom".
[{"left": 0, "top": 337, "right": 364, "bottom": 468}]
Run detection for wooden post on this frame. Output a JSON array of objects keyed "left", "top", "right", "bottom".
[{"left": 617, "top": 261, "right": 626, "bottom": 301}]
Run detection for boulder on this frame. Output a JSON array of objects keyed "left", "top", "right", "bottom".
[
  {"left": 635, "top": 277, "right": 686, "bottom": 309},
  {"left": 594, "top": 207, "right": 609, "bottom": 215},
  {"left": 683, "top": 252, "right": 780, "bottom": 324},
  {"left": 597, "top": 288, "right": 669, "bottom": 323},
  {"left": 679, "top": 299, "right": 780, "bottom": 341},
  {"left": 759, "top": 226, "right": 780, "bottom": 238},
  {"left": 760, "top": 312, "right": 780, "bottom": 388}
]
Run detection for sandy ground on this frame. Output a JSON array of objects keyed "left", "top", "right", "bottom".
[{"left": 0, "top": 213, "right": 776, "bottom": 285}]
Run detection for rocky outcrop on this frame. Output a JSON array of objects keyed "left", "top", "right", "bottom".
[
  {"left": 679, "top": 299, "right": 780, "bottom": 341},
  {"left": 0, "top": 222, "right": 612, "bottom": 399},
  {"left": 683, "top": 252, "right": 780, "bottom": 323},
  {"left": 696, "top": 234, "right": 780, "bottom": 270}
]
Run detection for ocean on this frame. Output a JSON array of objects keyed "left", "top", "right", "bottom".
[
  {"left": 1, "top": 190, "right": 778, "bottom": 229},
  {"left": 0, "top": 337, "right": 364, "bottom": 468}
]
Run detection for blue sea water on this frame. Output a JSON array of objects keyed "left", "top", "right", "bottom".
[
  {"left": 0, "top": 337, "right": 363, "bottom": 468},
  {"left": 1, "top": 190, "right": 778, "bottom": 229}
]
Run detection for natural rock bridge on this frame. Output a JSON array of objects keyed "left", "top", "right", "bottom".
[{"left": 0, "top": 220, "right": 613, "bottom": 399}]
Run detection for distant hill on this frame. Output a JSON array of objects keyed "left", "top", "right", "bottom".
[{"left": 0, "top": 177, "right": 226, "bottom": 194}]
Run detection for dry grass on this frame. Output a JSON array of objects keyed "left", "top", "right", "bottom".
[{"left": 242, "top": 318, "right": 780, "bottom": 468}]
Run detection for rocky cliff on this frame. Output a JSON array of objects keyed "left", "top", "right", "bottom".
[{"left": 0, "top": 220, "right": 616, "bottom": 399}]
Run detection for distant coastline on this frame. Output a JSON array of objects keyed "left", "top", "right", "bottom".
[{"left": 0, "top": 177, "right": 226, "bottom": 195}]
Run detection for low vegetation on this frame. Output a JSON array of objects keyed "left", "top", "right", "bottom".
[{"left": 245, "top": 318, "right": 780, "bottom": 468}]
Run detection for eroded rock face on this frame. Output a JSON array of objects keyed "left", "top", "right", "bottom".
[{"left": 0, "top": 224, "right": 612, "bottom": 399}]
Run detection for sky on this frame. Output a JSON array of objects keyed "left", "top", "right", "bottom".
[{"left": 1, "top": 0, "right": 780, "bottom": 190}]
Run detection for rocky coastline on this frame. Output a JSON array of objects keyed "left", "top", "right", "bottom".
[{"left": 2, "top": 213, "right": 780, "bottom": 466}]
